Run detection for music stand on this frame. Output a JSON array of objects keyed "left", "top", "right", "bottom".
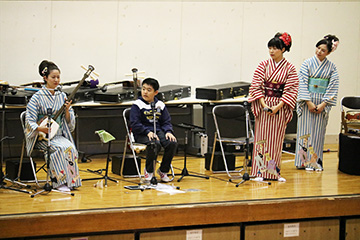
[
  {"left": 82, "top": 130, "right": 119, "bottom": 187},
  {"left": 176, "top": 123, "right": 209, "bottom": 182}
]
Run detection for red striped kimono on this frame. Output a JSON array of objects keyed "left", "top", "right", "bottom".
[{"left": 249, "top": 58, "right": 299, "bottom": 180}]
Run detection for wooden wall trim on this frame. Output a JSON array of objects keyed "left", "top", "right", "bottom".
[{"left": 1, "top": 195, "right": 360, "bottom": 239}]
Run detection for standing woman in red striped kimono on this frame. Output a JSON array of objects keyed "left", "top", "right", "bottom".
[{"left": 249, "top": 32, "right": 299, "bottom": 182}]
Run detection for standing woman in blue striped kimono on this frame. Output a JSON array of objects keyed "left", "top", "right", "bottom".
[
  {"left": 25, "top": 60, "right": 81, "bottom": 191},
  {"left": 295, "top": 35, "right": 340, "bottom": 171}
]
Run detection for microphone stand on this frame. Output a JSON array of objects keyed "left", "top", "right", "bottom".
[
  {"left": 0, "top": 86, "right": 32, "bottom": 194},
  {"left": 236, "top": 101, "right": 271, "bottom": 187},
  {"left": 31, "top": 108, "right": 74, "bottom": 197},
  {"left": 149, "top": 102, "right": 158, "bottom": 185}
]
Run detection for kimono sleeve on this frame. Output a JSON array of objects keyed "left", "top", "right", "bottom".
[
  {"left": 323, "top": 63, "right": 339, "bottom": 107},
  {"left": 280, "top": 63, "right": 299, "bottom": 110}
]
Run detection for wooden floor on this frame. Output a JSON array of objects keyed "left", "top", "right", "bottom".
[{"left": 1, "top": 145, "right": 360, "bottom": 239}]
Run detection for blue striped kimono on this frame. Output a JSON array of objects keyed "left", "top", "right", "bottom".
[
  {"left": 294, "top": 56, "right": 339, "bottom": 169},
  {"left": 25, "top": 87, "right": 81, "bottom": 189}
]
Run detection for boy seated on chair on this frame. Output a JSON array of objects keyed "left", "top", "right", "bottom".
[{"left": 130, "top": 78, "right": 177, "bottom": 182}]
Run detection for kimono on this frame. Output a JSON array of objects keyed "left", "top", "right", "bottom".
[
  {"left": 294, "top": 56, "right": 339, "bottom": 169},
  {"left": 25, "top": 87, "right": 81, "bottom": 189},
  {"left": 249, "top": 58, "right": 299, "bottom": 180}
]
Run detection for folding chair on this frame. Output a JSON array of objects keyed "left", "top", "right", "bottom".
[
  {"left": 210, "top": 104, "right": 254, "bottom": 181},
  {"left": 18, "top": 111, "right": 46, "bottom": 187},
  {"left": 122, "top": 108, "right": 146, "bottom": 182},
  {"left": 122, "top": 108, "right": 175, "bottom": 183}
]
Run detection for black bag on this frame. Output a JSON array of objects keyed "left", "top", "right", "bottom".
[
  {"left": 338, "top": 133, "right": 360, "bottom": 175},
  {"left": 196, "top": 81, "right": 250, "bottom": 100},
  {"left": 111, "top": 155, "right": 141, "bottom": 176},
  {"left": 6, "top": 159, "right": 36, "bottom": 180},
  {"left": 204, "top": 152, "right": 235, "bottom": 171},
  {"left": 157, "top": 85, "right": 191, "bottom": 102}
]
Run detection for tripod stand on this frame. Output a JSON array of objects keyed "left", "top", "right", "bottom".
[
  {"left": 31, "top": 108, "right": 74, "bottom": 198},
  {"left": 235, "top": 102, "right": 271, "bottom": 187},
  {"left": 176, "top": 125, "right": 209, "bottom": 182},
  {"left": 0, "top": 85, "right": 32, "bottom": 194},
  {"left": 83, "top": 130, "right": 119, "bottom": 187}
]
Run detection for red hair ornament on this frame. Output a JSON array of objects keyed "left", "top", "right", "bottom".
[{"left": 279, "top": 32, "right": 291, "bottom": 47}]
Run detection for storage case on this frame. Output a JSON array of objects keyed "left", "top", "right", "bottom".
[
  {"left": 111, "top": 155, "right": 141, "bottom": 176},
  {"left": 62, "top": 86, "right": 100, "bottom": 103},
  {"left": 196, "top": 81, "right": 250, "bottom": 100},
  {"left": 204, "top": 152, "right": 235, "bottom": 171},
  {"left": 157, "top": 85, "right": 191, "bottom": 102},
  {"left": 93, "top": 87, "right": 139, "bottom": 103},
  {"left": 6, "top": 159, "right": 36, "bottom": 180}
]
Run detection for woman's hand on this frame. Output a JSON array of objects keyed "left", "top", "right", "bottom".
[
  {"left": 315, "top": 102, "right": 326, "bottom": 114},
  {"left": 306, "top": 101, "right": 317, "bottom": 113},
  {"left": 269, "top": 101, "right": 284, "bottom": 116},
  {"left": 37, "top": 125, "right": 49, "bottom": 134},
  {"left": 64, "top": 99, "right": 72, "bottom": 112},
  {"left": 64, "top": 98, "right": 72, "bottom": 123}
]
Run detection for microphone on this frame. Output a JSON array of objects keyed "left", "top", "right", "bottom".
[
  {"left": 47, "top": 108, "right": 52, "bottom": 117},
  {"left": 56, "top": 85, "right": 62, "bottom": 91},
  {"left": 150, "top": 101, "right": 155, "bottom": 110},
  {"left": 264, "top": 107, "right": 279, "bottom": 115}
]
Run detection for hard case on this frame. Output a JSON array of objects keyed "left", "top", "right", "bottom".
[
  {"left": 196, "top": 81, "right": 250, "bottom": 100},
  {"left": 62, "top": 86, "right": 100, "bottom": 103},
  {"left": 157, "top": 85, "right": 191, "bottom": 102},
  {"left": 93, "top": 87, "right": 140, "bottom": 103}
]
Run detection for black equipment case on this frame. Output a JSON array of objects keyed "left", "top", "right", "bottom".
[
  {"left": 157, "top": 85, "right": 191, "bottom": 102},
  {"left": 338, "top": 133, "right": 360, "bottom": 175},
  {"left": 0, "top": 90, "right": 35, "bottom": 105},
  {"left": 204, "top": 152, "right": 235, "bottom": 171},
  {"left": 93, "top": 87, "right": 140, "bottom": 103},
  {"left": 111, "top": 155, "right": 141, "bottom": 176},
  {"left": 62, "top": 86, "right": 100, "bottom": 103},
  {"left": 196, "top": 81, "right": 250, "bottom": 100}
]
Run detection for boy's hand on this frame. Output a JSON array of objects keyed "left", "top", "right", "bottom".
[
  {"left": 165, "top": 132, "right": 177, "bottom": 142},
  {"left": 147, "top": 131, "right": 159, "bottom": 141}
]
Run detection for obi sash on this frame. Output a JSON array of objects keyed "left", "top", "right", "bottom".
[
  {"left": 308, "top": 78, "right": 329, "bottom": 94},
  {"left": 264, "top": 81, "right": 285, "bottom": 98}
]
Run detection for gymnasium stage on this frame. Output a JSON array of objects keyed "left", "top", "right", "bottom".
[{"left": 0, "top": 147, "right": 360, "bottom": 239}]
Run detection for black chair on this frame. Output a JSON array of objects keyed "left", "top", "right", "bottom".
[
  {"left": 210, "top": 104, "right": 254, "bottom": 181},
  {"left": 339, "top": 96, "right": 360, "bottom": 175}
]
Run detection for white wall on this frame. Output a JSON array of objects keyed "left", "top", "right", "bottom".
[{"left": 0, "top": 1, "right": 359, "bottom": 139}]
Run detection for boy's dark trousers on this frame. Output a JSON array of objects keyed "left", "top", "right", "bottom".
[{"left": 135, "top": 130, "right": 177, "bottom": 173}]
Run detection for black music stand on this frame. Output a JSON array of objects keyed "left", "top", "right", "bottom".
[
  {"left": 82, "top": 130, "right": 119, "bottom": 187},
  {"left": 176, "top": 123, "right": 209, "bottom": 182}
]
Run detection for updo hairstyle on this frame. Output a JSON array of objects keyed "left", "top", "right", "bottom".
[{"left": 268, "top": 32, "right": 292, "bottom": 52}]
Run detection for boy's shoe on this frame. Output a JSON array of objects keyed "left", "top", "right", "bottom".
[
  {"left": 144, "top": 168, "right": 153, "bottom": 182},
  {"left": 157, "top": 168, "right": 171, "bottom": 183}
]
